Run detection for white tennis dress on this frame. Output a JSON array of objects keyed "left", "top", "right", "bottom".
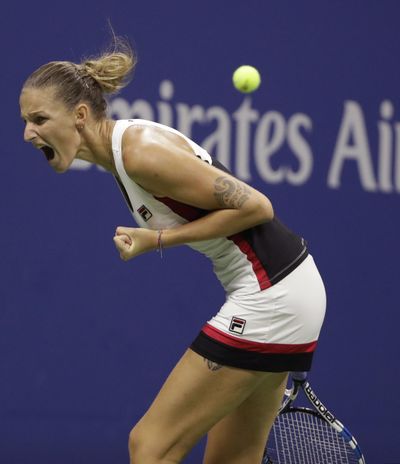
[{"left": 112, "top": 119, "right": 326, "bottom": 372}]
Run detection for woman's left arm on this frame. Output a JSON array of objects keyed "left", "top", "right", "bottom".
[{"left": 113, "top": 126, "right": 273, "bottom": 260}]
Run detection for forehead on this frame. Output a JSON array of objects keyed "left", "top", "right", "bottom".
[{"left": 20, "top": 86, "right": 65, "bottom": 116}]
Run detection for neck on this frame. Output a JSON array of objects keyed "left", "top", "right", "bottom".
[{"left": 76, "top": 119, "right": 117, "bottom": 174}]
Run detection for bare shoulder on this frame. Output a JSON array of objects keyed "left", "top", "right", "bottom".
[
  {"left": 120, "top": 123, "right": 201, "bottom": 195},
  {"left": 121, "top": 124, "right": 194, "bottom": 173},
  {"left": 120, "top": 124, "right": 149, "bottom": 171}
]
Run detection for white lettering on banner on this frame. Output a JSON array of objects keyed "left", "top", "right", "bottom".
[
  {"left": 106, "top": 81, "right": 313, "bottom": 186},
  {"left": 328, "top": 99, "right": 400, "bottom": 193},
  {"left": 70, "top": 80, "right": 398, "bottom": 194},
  {"left": 254, "top": 111, "right": 286, "bottom": 183},
  {"left": 378, "top": 100, "right": 394, "bottom": 192},
  {"left": 201, "top": 107, "right": 231, "bottom": 169},
  {"left": 233, "top": 98, "right": 259, "bottom": 180},
  {"left": 176, "top": 104, "right": 205, "bottom": 139},
  {"left": 395, "top": 123, "right": 400, "bottom": 192},
  {"left": 70, "top": 159, "right": 92, "bottom": 170},
  {"left": 157, "top": 80, "right": 174, "bottom": 127},
  {"left": 328, "top": 101, "right": 377, "bottom": 191},
  {"left": 287, "top": 114, "right": 313, "bottom": 185}
]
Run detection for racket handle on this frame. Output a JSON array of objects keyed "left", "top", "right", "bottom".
[{"left": 291, "top": 371, "right": 308, "bottom": 382}]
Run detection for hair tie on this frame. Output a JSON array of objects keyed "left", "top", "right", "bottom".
[{"left": 74, "top": 65, "right": 90, "bottom": 90}]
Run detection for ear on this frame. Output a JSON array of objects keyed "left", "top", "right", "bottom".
[{"left": 75, "top": 103, "right": 89, "bottom": 131}]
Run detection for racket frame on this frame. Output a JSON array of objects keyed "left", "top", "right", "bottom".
[{"left": 263, "top": 372, "right": 366, "bottom": 464}]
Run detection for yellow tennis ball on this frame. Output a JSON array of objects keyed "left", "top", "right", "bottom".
[{"left": 232, "top": 65, "right": 261, "bottom": 93}]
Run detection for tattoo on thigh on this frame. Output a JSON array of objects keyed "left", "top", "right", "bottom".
[
  {"left": 214, "top": 176, "right": 251, "bottom": 209},
  {"left": 203, "top": 358, "right": 224, "bottom": 371}
]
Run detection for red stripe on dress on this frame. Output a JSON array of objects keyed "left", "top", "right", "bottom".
[
  {"left": 155, "top": 197, "right": 270, "bottom": 290},
  {"left": 202, "top": 323, "right": 317, "bottom": 354},
  {"left": 229, "top": 233, "right": 271, "bottom": 290},
  {"left": 155, "top": 196, "right": 207, "bottom": 221}
]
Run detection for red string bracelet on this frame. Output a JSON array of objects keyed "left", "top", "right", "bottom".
[{"left": 157, "top": 230, "right": 164, "bottom": 258}]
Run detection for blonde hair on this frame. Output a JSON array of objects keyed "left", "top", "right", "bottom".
[{"left": 22, "top": 37, "right": 136, "bottom": 119}]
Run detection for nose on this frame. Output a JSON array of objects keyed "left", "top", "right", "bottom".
[{"left": 23, "top": 121, "right": 37, "bottom": 142}]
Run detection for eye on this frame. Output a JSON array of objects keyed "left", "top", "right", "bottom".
[{"left": 34, "top": 116, "right": 48, "bottom": 125}]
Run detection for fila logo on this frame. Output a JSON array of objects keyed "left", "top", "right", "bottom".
[
  {"left": 137, "top": 205, "right": 153, "bottom": 222},
  {"left": 229, "top": 317, "right": 246, "bottom": 334}
]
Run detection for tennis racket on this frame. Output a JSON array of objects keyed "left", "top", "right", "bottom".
[{"left": 262, "top": 371, "right": 366, "bottom": 464}]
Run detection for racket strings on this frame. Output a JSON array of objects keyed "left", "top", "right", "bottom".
[{"left": 267, "top": 411, "right": 360, "bottom": 464}]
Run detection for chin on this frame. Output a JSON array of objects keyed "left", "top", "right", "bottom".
[
  {"left": 54, "top": 166, "right": 68, "bottom": 174},
  {"left": 52, "top": 157, "right": 75, "bottom": 174},
  {"left": 51, "top": 162, "right": 70, "bottom": 174}
]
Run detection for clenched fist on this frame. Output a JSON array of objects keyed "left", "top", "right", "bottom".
[{"left": 113, "top": 227, "right": 159, "bottom": 261}]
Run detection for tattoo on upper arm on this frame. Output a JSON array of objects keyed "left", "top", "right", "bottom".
[
  {"left": 214, "top": 176, "right": 251, "bottom": 208},
  {"left": 203, "top": 358, "right": 224, "bottom": 371}
]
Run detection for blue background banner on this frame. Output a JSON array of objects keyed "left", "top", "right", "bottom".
[{"left": 1, "top": 1, "right": 399, "bottom": 462}]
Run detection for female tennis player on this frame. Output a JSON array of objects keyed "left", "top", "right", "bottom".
[{"left": 19, "top": 38, "right": 326, "bottom": 464}]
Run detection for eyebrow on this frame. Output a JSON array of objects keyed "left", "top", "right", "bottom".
[{"left": 20, "top": 110, "right": 47, "bottom": 120}]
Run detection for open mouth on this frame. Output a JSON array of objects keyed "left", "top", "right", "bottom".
[{"left": 40, "top": 146, "right": 55, "bottom": 161}]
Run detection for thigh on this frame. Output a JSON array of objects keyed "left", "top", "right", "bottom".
[
  {"left": 203, "top": 372, "right": 288, "bottom": 464},
  {"left": 132, "top": 349, "right": 270, "bottom": 462}
]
